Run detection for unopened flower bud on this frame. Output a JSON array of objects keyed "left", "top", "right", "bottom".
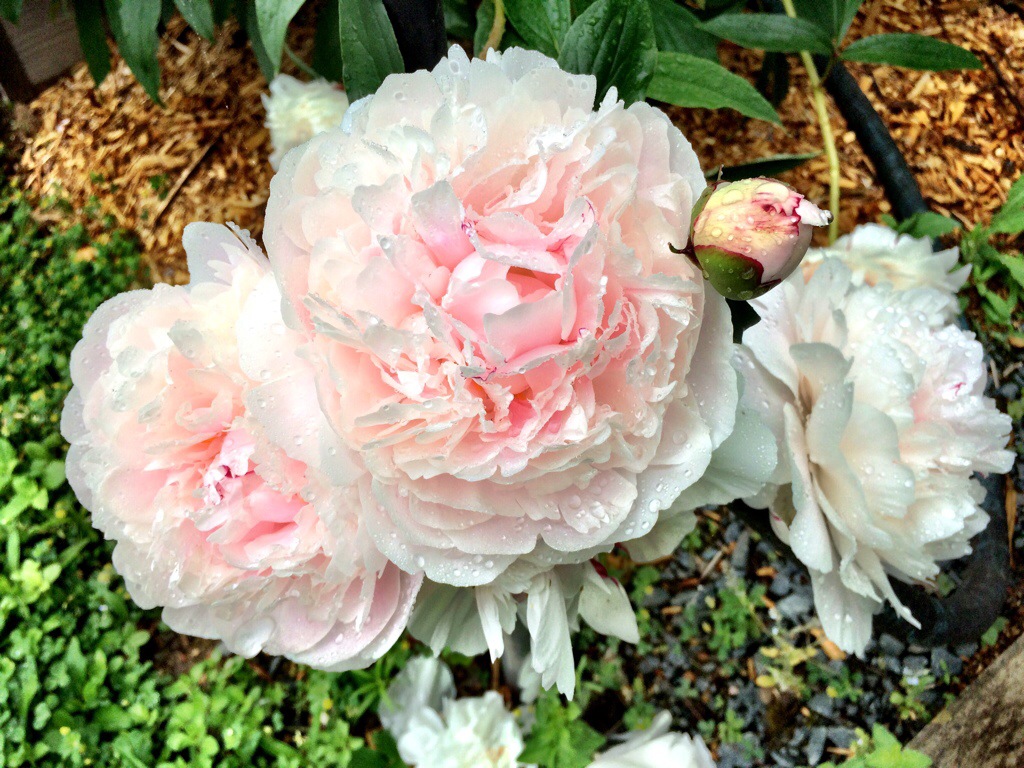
[{"left": 689, "top": 178, "right": 832, "bottom": 300}]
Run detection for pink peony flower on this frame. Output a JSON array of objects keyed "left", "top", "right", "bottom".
[
  {"left": 690, "top": 177, "right": 831, "bottom": 300},
  {"left": 61, "top": 223, "right": 420, "bottom": 670},
  {"left": 263, "top": 46, "right": 738, "bottom": 589},
  {"left": 739, "top": 260, "right": 1013, "bottom": 653}
]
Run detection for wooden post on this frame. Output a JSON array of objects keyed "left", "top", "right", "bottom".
[
  {"left": 909, "top": 634, "right": 1024, "bottom": 767},
  {"left": 0, "top": 0, "right": 82, "bottom": 101}
]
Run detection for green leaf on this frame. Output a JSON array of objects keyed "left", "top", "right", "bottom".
[
  {"left": 648, "top": 51, "right": 781, "bottom": 124},
  {"left": 211, "top": 0, "right": 234, "bottom": 24},
  {"left": 443, "top": 0, "right": 474, "bottom": 40},
  {"left": 893, "top": 211, "right": 961, "bottom": 239},
  {"left": 473, "top": 0, "right": 494, "bottom": 56},
  {"left": 255, "top": 0, "right": 305, "bottom": 75},
  {"left": 865, "top": 724, "right": 932, "bottom": 768},
  {"left": 648, "top": 0, "right": 718, "bottom": 61},
  {"left": 701, "top": 13, "right": 833, "bottom": 54},
  {"left": 73, "top": 0, "right": 112, "bottom": 86},
  {"left": 842, "top": 33, "right": 982, "bottom": 71},
  {"left": 558, "top": 0, "right": 658, "bottom": 105},
  {"left": 240, "top": 0, "right": 275, "bottom": 80},
  {"left": 504, "top": 0, "right": 571, "bottom": 58},
  {"left": 996, "top": 252, "right": 1024, "bottom": 290},
  {"left": 312, "top": 0, "right": 344, "bottom": 82},
  {"left": 838, "top": 0, "right": 865, "bottom": 40},
  {"left": 989, "top": 175, "right": 1024, "bottom": 235},
  {"left": 792, "top": 0, "right": 862, "bottom": 43},
  {"left": 0, "top": 0, "right": 23, "bottom": 23},
  {"left": 173, "top": 0, "right": 215, "bottom": 41},
  {"left": 95, "top": 704, "right": 135, "bottom": 731},
  {"left": 713, "top": 151, "right": 818, "bottom": 181},
  {"left": 519, "top": 692, "right": 605, "bottom": 768},
  {"left": 105, "top": 0, "right": 162, "bottom": 102},
  {"left": 338, "top": 0, "right": 405, "bottom": 101}
]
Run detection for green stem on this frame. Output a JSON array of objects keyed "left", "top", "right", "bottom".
[
  {"left": 779, "top": 0, "right": 841, "bottom": 243},
  {"left": 284, "top": 44, "right": 322, "bottom": 81},
  {"left": 483, "top": 0, "right": 506, "bottom": 55}
]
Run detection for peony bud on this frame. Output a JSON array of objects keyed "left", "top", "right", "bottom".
[{"left": 688, "top": 177, "right": 831, "bottom": 300}]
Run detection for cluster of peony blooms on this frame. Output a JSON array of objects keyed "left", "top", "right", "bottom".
[
  {"left": 63, "top": 43, "right": 1011, "bottom": 704},
  {"left": 378, "top": 657, "right": 717, "bottom": 768}
]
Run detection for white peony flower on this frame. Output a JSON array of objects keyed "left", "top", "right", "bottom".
[
  {"left": 408, "top": 560, "right": 639, "bottom": 697},
  {"left": 381, "top": 657, "right": 526, "bottom": 768},
  {"left": 379, "top": 656, "right": 456, "bottom": 740},
  {"left": 588, "top": 712, "right": 716, "bottom": 768},
  {"left": 802, "top": 223, "right": 969, "bottom": 308},
  {"left": 262, "top": 74, "right": 349, "bottom": 169},
  {"left": 739, "top": 260, "right": 1013, "bottom": 653}
]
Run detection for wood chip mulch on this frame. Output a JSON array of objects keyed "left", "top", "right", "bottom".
[{"left": 14, "top": 1, "right": 1024, "bottom": 277}]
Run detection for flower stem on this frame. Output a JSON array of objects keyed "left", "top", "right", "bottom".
[
  {"left": 779, "top": 0, "right": 841, "bottom": 243},
  {"left": 483, "top": 0, "right": 506, "bottom": 55},
  {"left": 284, "top": 45, "right": 322, "bottom": 81}
]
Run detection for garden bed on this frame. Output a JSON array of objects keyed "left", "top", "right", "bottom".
[{"left": 2, "top": 1, "right": 1023, "bottom": 766}]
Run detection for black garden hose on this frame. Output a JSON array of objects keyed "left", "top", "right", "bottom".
[{"left": 383, "top": 0, "right": 448, "bottom": 73}]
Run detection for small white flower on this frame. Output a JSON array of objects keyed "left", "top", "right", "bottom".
[
  {"left": 588, "top": 712, "right": 716, "bottom": 768},
  {"left": 379, "top": 657, "right": 456, "bottom": 740},
  {"left": 802, "top": 223, "right": 969, "bottom": 308},
  {"left": 408, "top": 561, "right": 639, "bottom": 699},
  {"left": 262, "top": 74, "right": 349, "bottom": 169},
  {"left": 740, "top": 260, "right": 1013, "bottom": 653},
  {"left": 380, "top": 657, "right": 526, "bottom": 768},
  {"left": 399, "top": 692, "right": 526, "bottom": 768}
]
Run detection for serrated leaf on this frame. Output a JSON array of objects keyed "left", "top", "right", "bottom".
[
  {"left": 865, "top": 724, "right": 932, "bottom": 768},
  {"left": 713, "top": 151, "right": 819, "bottom": 181},
  {"left": 105, "top": 0, "right": 162, "bottom": 102},
  {"left": 648, "top": 0, "right": 718, "bottom": 61},
  {"left": 504, "top": 0, "right": 571, "bottom": 58},
  {"left": 174, "top": 0, "right": 215, "bottom": 41},
  {"left": 842, "top": 33, "right": 982, "bottom": 71},
  {"left": 72, "top": 0, "right": 112, "bottom": 86},
  {"left": 558, "top": 0, "right": 658, "bottom": 105},
  {"left": 648, "top": 51, "right": 781, "bottom": 124},
  {"left": 338, "top": 0, "right": 404, "bottom": 101},
  {"left": 701, "top": 13, "right": 833, "bottom": 54},
  {"left": 989, "top": 175, "right": 1024, "bottom": 235},
  {"left": 255, "top": 0, "right": 305, "bottom": 75}
]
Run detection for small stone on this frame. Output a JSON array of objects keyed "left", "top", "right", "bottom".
[
  {"left": 827, "top": 727, "right": 857, "bottom": 749},
  {"left": 878, "top": 633, "right": 905, "bottom": 657},
  {"left": 775, "top": 593, "right": 813, "bottom": 620},
  {"left": 770, "top": 572, "right": 792, "bottom": 597},
  {"left": 805, "top": 727, "right": 828, "bottom": 765},
  {"left": 808, "top": 693, "right": 834, "bottom": 718},
  {"left": 931, "top": 647, "right": 963, "bottom": 677}
]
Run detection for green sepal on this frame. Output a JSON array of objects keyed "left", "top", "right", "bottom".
[{"left": 695, "top": 245, "right": 776, "bottom": 301}]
